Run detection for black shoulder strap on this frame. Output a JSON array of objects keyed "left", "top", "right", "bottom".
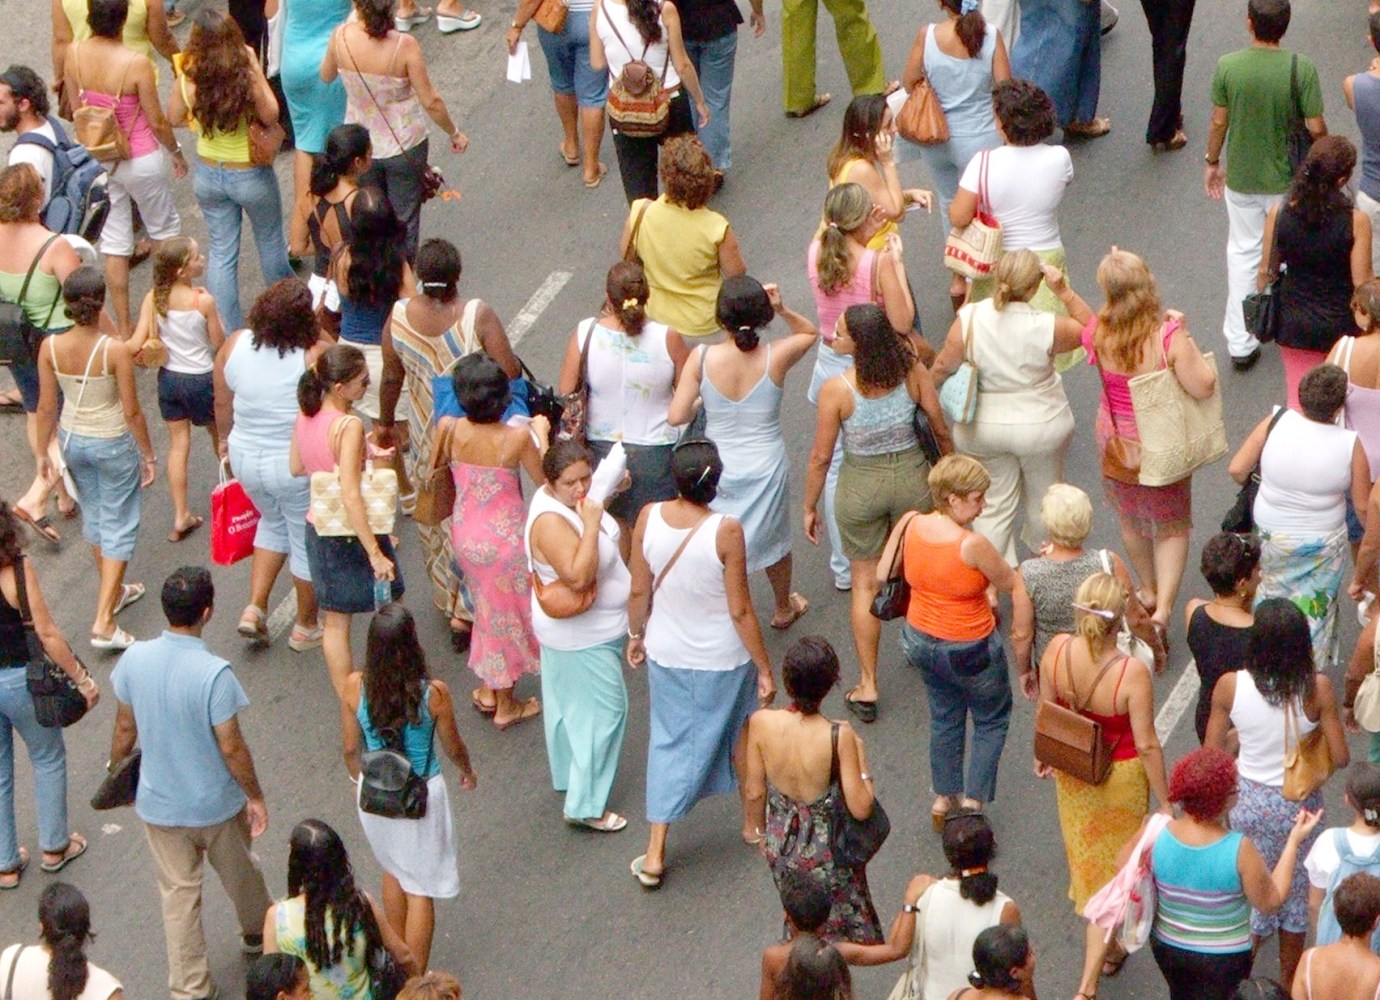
[
  {"left": 12, "top": 556, "right": 34, "bottom": 627},
  {"left": 15, "top": 234, "right": 62, "bottom": 310},
  {"left": 828, "top": 721, "right": 841, "bottom": 788}
]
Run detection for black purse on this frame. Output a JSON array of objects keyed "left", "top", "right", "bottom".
[
  {"left": 912, "top": 406, "right": 942, "bottom": 466},
  {"left": 1285, "top": 54, "right": 1313, "bottom": 174},
  {"left": 1221, "top": 407, "right": 1287, "bottom": 534},
  {"left": 91, "top": 749, "right": 141, "bottom": 810},
  {"left": 520, "top": 358, "right": 565, "bottom": 428},
  {"left": 828, "top": 723, "right": 890, "bottom": 867},
  {"left": 15, "top": 558, "right": 88, "bottom": 729},
  {"left": 870, "top": 512, "right": 920, "bottom": 621},
  {"left": 0, "top": 235, "right": 61, "bottom": 367},
  {"left": 360, "top": 899, "right": 407, "bottom": 1000},
  {"left": 358, "top": 722, "right": 432, "bottom": 820}
]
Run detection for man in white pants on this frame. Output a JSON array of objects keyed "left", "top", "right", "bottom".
[{"left": 1203, "top": 0, "right": 1324, "bottom": 370}]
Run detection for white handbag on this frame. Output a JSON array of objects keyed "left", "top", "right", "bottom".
[
  {"left": 309, "top": 415, "right": 398, "bottom": 537},
  {"left": 1354, "top": 620, "right": 1380, "bottom": 733}
]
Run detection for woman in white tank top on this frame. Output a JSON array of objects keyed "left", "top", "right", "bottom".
[
  {"left": 625, "top": 439, "right": 774, "bottom": 888},
  {"left": 1205, "top": 598, "right": 1350, "bottom": 989}
]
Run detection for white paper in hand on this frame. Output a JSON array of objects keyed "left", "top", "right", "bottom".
[
  {"left": 506, "top": 42, "right": 532, "bottom": 83},
  {"left": 588, "top": 441, "right": 626, "bottom": 505}
]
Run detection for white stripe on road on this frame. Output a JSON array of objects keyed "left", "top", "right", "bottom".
[
  {"left": 1155, "top": 658, "right": 1201, "bottom": 745},
  {"left": 261, "top": 271, "right": 572, "bottom": 635}
]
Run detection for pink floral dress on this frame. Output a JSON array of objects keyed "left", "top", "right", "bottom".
[{"left": 450, "top": 462, "right": 539, "bottom": 689}]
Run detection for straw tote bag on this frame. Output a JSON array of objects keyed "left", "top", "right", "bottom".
[{"left": 1128, "top": 320, "right": 1227, "bottom": 487}]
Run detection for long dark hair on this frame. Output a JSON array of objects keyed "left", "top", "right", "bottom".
[
  {"left": 310, "top": 124, "right": 371, "bottom": 196},
  {"left": 38, "top": 883, "right": 92, "bottom": 1000},
  {"left": 184, "top": 9, "right": 255, "bottom": 134},
  {"left": 0, "top": 500, "right": 23, "bottom": 569},
  {"left": 1288, "top": 135, "right": 1356, "bottom": 226},
  {"left": 626, "top": 0, "right": 663, "bottom": 45},
  {"left": 846, "top": 304, "right": 914, "bottom": 392},
  {"left": 939, "top": 0, "right": 986, "bottom": 56},
  {"left": 363, "top": 603, "right": 429, "bottom": 733},
  {"left": 345, "top": 188, "right": 406, "bottom": 308},
  {"left": 1246, "top": 598, "right": 1316, "bottom": 708},
  {"left": 942, "top": 809, "right": 1000, "bottom": 905},
  {"left": 285, "top": 820, "right": 381, "bottom": 972}
]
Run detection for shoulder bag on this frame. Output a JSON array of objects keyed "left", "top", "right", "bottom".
[
  {"left": 0, "top": 234, "right": 62, "bottom": 366},
  {"left": 1282, "top": 698, "right": 1334, "bottom": 802},
  {"left": 651, "top": 509, "right": 711, "bottom": 600},
  {"left": 556, "top": 318, "right": 597, "bottom": 443},
  {"left": 1353, "top": 618, "right": 1380, "bottom": 733},
  {"left": 1032, "top": 638, "right": 1124, "bottom": 785},
  {"left": 14, "top": 557, "right": 88, "bottom": 729},
  {"left": 309, "top": 414, "right": 399, "bottom": 536},
  {"left": 1082, "top": 812, "right": 1171, "bottom": 953},
  {"left": 601, "top": 0, "right": 671, "bottom": 137},
  {"left": 1285, "top": 53, "right": 1313, "bottom": 174},
  {"left": 1097, "top": 549, "right": 1155, "bottom": 664},
  {"left": 1221, "top": 406, "right": 1287, "bottom": 534},
  {"left": 90, "top": 747, "right": 141, "bottom": 809},
  {"left": 530, "top": 503, "right": 599, "bottom": 619},
  {"left": 1090, "top": 342, "right": 1141, "bottom": 486},
  {"left": 623, "top": 197, "right": 651, "bottom": 267},
  {"left": 412, "top": 418, "right": 457, "bottom": 527},
  {"left": 1243, "top": 220, "right": 1283, "bottom": 345},
  {"left": 943, "top": 150, "right": 1002, "bottom": 279},
  {"left": 359, "top": 708, "right": 434, "bottom": 819},
  {"left": 3, "top": 945, "right": 31, "bottom": 1000},
  {"left": 533, "top": 0, "right": 568, "bottom": 33},
  {"left": 939, "top": 306, "right": 979, "bottom": 425},
  {"left": 871, "top": 511, "right": 920, "bottom": 621},
  {"left": 895, "top": 28, "right": 948, "bottom": 145},
  {"left": 828, "top": 721, "right": 891, "bottom": 866},
  {"left": 72, "top": 43, "right": 132, "bottom": 163},
  {"left": 1127, "top": 320, "right": 1227, "bottom": 487}
]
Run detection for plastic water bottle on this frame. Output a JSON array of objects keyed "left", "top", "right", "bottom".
[{"left": 373, "top": 578, "right": 392, "bottom": 610}]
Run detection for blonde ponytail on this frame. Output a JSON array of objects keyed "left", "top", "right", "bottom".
[{"left": 1072, "top": 572, "right": 1126, "bottom": 658}]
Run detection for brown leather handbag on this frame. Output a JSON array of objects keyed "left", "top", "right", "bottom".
[
  {"left": 413, "top": 420, "right": 457, "bottom": 527},
  {"left": 1033, "top": 639, "right": 1125, "bottom": 786},
  {"left": 532, "top": 572, "right": 596, "bottom": 618},
  {"left": 532, "top": 0, "right": 568, "bottom": 33},
  {"left": 1091, "top": 343, "right": 1141, "bottom": 485},
  {"left": 895, "top": 31, "right": 948, "bottom": 146}
]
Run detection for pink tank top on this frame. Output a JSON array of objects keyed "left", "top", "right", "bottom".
[
  {"left": 81, "top": 90, "right": 158, "bottom": 158},
  {"left": 294, "top": 409, "right": 363, "bottom": 476},
  {"left": 1083, "top": 317, "right": 1179, "bottom": 437},
  {"left": 808, "top": 242, "right": 880, "bottom": 344}
]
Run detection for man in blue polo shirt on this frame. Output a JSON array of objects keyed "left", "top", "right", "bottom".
[{"left": 108, "top": 566, "right": 271, "bottom": 1000}]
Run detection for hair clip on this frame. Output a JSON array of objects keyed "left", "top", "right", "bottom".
[
  {"left": 959, "top": 0, "right": 980, "bottom": 12},
  {"left": 826, "top": 221, "right": 840, "bottom": 230},
  {"left": 420, "top": 280, "right": 449, "bottom": 290},
  {"left": 621, "top": 297, "right": 639, "bottom": 309},
  {"left": 1071, "top": 602, "right": 1117, "bottom": 620},
  {"left": 695, "top": 464, "right": 713, "bottom": 487},
  {"left": 959, "top": 865, "right": 987, "bottom": 877},
  {"left": 1366, "top": 806, "right": 1380, "bottom": 825}
]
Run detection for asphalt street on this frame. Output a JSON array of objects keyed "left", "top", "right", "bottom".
[{"left": 0, "top": 0, "right": 1373, "bottom": 996}]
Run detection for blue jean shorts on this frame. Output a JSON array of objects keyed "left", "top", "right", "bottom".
[
  {"left": 157, "top": 369, "right": 214, "bottom": 425},
  {"left": 538, "top": 9, "right": 608, "bottom": 108},
  {"left": 63, "top": 431, "right": 141, "bottom": 560}
]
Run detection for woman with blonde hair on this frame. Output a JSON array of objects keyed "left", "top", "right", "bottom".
[
  {"left": 398, "top": 972, "right": 462, "bottom": 1000},
  {"left": 1038, "top": 571, "right": 1171, "bottom": 993},
  {"left": 805, "top": 182, "right": 916, "bottom": 590},
  {"left": 1082, "top": 248, "right": 1217, "bottom": 645},
  {"left": 932, "top": 249, "right": 1092, "bottom": 566}
]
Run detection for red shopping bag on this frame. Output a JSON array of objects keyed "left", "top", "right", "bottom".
[{"left": 211, "top": 461, "right": 260, "bottom": 566}]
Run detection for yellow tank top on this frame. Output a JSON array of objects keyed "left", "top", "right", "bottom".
[
  {"left": 631, "top": 196, "right": 730, "bottom": 338},
  {"left": 828, "top": 157, "right": 899, "bottom": 251},
  {"left": 64, "top": 0, "right": 158, "bottom": 75},
  {"left": 174, "top": 55, "right": 252, "bottom": 163}
]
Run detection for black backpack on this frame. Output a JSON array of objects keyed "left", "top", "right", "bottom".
[{"left": 13, "top": 116, "right": 110, "bottom": 240}]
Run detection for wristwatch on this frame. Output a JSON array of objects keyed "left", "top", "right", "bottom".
[
  {"left": 903, "top": 903, "right": 921, "bottom": 914},
  {"left": 1204, "top": 153, "right": 1220, "bottom": 165}
]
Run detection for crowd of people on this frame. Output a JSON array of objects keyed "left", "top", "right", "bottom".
[{"left": 7, "top": 0, "right": 1380, "bottom": 996}]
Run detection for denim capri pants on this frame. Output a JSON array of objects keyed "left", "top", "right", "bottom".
[
  {"left": 538, "top": 9, "right": 608, "bottom": 108},
  {"left": 228, "top": 440, "right": 311, "bottom": 580},
  {"left": 64, "top": 431, "right": 141, "bottom": 561}
]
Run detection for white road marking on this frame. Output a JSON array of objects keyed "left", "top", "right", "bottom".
[
  {"left": 261, "top": 271, "right": 571, "bottom": 636},
  {"left": 1156, "top": 658, "right": 1201, "bottom": 745}
]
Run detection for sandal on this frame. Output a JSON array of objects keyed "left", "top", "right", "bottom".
[
  {"left": 394, "top": 5, "right": 433, "bottom": 29},
  {"left": 565, "top": 812, "right": 627, "bottom": 832},
  {"left": 0, "top": 847, "right": 29, "bottom": 890},
  {"left": 238, "top": 604, "right": 268, "bottom": 641},
  {"left": 559, "top": 143, "right": 580, "bottom": 167},
  {"left": 931, "top": 795, "right": 958, "bottom": 832},
  {"left": 40, "top": 834, "right": 86, "bottom": 874},
  {"left": 770, "top": 593, "right": 809, "bottom": 630},
  {"left": 786, "top": 94, "right": 832, "bottom": 119},
  {"left": 630, "top": 854, "right": 663, "bottom": 889},
  {"left": 90, "top": 626, "right": 135, "bottom": 651},
  {"left": 57, "top": 499, "right": 79, "bottom": 520},
  {"left": 494, "top": 696, "right": 541, "bottom": 730},
  {"left": 437, "top": 9, "right": 482, "bottom": 32},
  {"left": 13, "top": 505, "right": 60, "bottom": 545},
  {"left": 471, "top": 687, "right": 497, "bottom": 715},
  {"left": 583, "top": 163, "right": 609, "bottom": 189},
  {"left": 113, "top": 582, "right": 146, "bottom": 615},
  {"left": 288, "top": 624, "right": 323, "bottom": 652},
  {"left": 1064, "top": 117, "right": 1111, "bottom": 138},
  {"left": 844, "top": 688, "right": 877, "bottom": 724}
]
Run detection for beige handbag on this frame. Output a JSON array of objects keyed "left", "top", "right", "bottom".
[
  {"left": 1128, "top": 322, "right": 1227, "bottom": 487},
  {"left": 1282, "top": 700, "right": 1334, "bottom": 802},
  {"left": 73, "top": 43, "right": 132, "bottom": 163},
  {"left": 309, "top": 415, "right": 398, "bottom": 537},
  {"left": 1354, "top": 621, "right": 1380, "bottom": 733}
]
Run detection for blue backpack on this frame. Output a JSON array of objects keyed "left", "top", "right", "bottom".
[
  {"left": 13, "top": 116, "right": 109, "bottom": 240},
  {"left": 1315, "top": 827, "right": 1380, "bottom": 950}
]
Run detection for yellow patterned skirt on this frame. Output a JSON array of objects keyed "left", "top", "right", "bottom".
[{"left": 1054, "top": 756, "right": 1149, "bottom": 913}]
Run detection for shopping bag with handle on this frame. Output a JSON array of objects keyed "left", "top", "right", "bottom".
[{"left": 211, "top": 461, "right": 260, "bottom": 566}]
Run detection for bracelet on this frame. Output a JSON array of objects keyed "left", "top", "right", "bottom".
[
  {"left": 902, "top": 903, "right": 921, "bottom": 914},
  {"left": 627, "top": 629, "right": 644, "bottom": 641},
  {"left": 78, "top": 676, "right": 97, "bottom": 691},
  {"left": 859, "top": 771, "right": 872, "bottom": 782}
]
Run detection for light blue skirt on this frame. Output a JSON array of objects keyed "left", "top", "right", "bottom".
[
  {"left": 645, "top": 658, "right": 756, "bottom": 824},
  {"left": 541, "top": 638, "right": 628, "bottom": 820}
]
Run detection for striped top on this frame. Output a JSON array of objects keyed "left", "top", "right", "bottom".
[
  {"left": 841, "top": 381, "right": 915, "bottom": 456},
  {"left": 1152, "top": 828, "right": 1251, "bottom": 954}
]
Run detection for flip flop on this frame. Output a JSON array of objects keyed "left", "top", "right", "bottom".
[
  {"left": 167, "top": 515, "right": 204, "bottom": 543},
  {"left": 786, "top": 94, "right": 831, "bottom": 119},
  {"left": 1064, "top": 117, "right": 1111, "bottom": 138},
  {"left": 565, "top": 812, "right": 628, "bottom": 832},
  {"left": 583, "top": 163, "right": 608, "bottom": 189},
  {"left": 113, "top": 583, "right": 146, "bottom": 615},
  {"left": 90, "top": 626, "right": 135, "bottom": 651},
  {"left": 494, "top": 696, "right": 541, "bottom": 730},
  {"left": 471, "top": 688, "right": 497, "bottom": 715},
  {"left": 57, "top": 500, "right": 79, "bottom": 520},
  {"left": 40, "top": 834, "right": 86, "bottom": 874},
  {"left": 13, "top": 505, "right": 60, "bottom": 544},
  {"left": 0, "top": 847, "right": 29, "bottom": 890},
  {"left": 770, "top": 593, "right": 809, "bottom": 630},
  {"left": 844, "top": 689, "right": 877, "bottom": 724},
  {"left": 560, "top": 144, "right": 580, "bottom": 167},
  {"left": 129, "top": 242, "right": 154, "bottom": 268},
  {"left": 630, "top": 854, "right": 663, "bottom": 889}
]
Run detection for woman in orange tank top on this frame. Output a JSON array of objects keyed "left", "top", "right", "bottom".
[{"left": 876, "top": 454, "right": 1034, "bottom": 830}]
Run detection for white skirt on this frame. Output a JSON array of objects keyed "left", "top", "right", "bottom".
[{"left": 356, "top": 772, "right": 460, "bottom": 898}]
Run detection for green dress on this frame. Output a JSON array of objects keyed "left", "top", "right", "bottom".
[{"left": 274, "top": 896, "right": 372, "bottom": 999}]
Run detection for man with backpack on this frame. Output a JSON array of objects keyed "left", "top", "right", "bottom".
[{"left": 0, "top": 64, "right": 108, "bottom": 241}]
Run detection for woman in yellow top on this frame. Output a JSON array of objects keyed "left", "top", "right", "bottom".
[
  {"left": 51, "top": 0, "right": 178, "bottom": 91},
  {"left": 169, "top": 9, "right": 294, "bottom": 331},
  {"left": 618, "top": 135, "right": 745, "bottom": 338},
  {"left": 825, "top": 95, "right": 932, "bottom": 253}
]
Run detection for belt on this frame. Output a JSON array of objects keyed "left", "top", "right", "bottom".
[{"left": 199, "top": 155, "right": 257, "bottom": 170}]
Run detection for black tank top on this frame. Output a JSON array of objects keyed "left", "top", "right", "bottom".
[
  {"left": 0, "top": 561, "right": 31, "bottom": 666},
  {"left": 1186, "top": 604, "right": 1253, "bottom": 743},
  {"left": 307, "top": 193, "right": 357, "bottom": 278}
]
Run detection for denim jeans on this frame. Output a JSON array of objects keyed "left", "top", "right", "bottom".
[
  {"left": 1009, "top": 0, "right": 1102, "bottom": 125},
  {"left": 685, "top": 30, "right": 738, "bottom": 170},
  {"left": 64, "top": 431, "right": 142, "bottom": 561},
  {"left": 362, "top": 138, "right": 429, "bottom": 261},
  {"left": 901, "top": 625, "right": 1012, "bottom": 803},
  {"left": 193, "top": 162, "right": 294, "bottom": 331},
  {"left": 0, "top": 666, "right": 69, "bottom": 871}
]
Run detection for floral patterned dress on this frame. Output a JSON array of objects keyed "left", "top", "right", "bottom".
[
  {"left": 449, "top": 462, "right": 539, "bottom": 689},
  {"left": 762, "top": 783, "right": 883, "bottom": 943}
]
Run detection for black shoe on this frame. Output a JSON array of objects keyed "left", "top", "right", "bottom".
[{"left": 1231, "top": 347, "right": 1262, "bottom": 372}]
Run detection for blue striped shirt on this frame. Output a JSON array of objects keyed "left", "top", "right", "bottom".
[{"left": 1152, "top": 829, "right": 1251, "bottom": 953}]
